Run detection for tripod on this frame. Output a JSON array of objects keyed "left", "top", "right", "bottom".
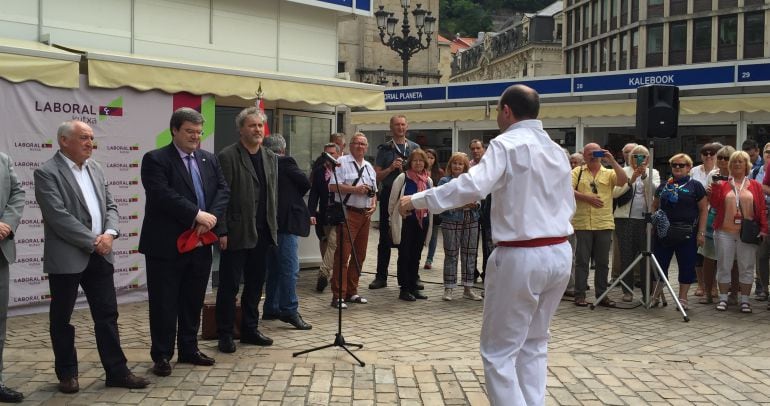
[
  {"left": 591, "top": 140, "right": 689, "bottom": 322},
  {"left": 293, "top": 161, "right": 366, "bottom": 366}
]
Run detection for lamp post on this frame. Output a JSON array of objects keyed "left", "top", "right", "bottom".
[
  {"left": 376, "top": 65, "right": 389, "bottom": 85},
  {"left": 374, "top": 0, "right": 436, "bottom": 86}
]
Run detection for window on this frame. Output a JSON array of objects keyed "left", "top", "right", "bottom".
[
  {"left": 566, "top": 52, "right": 572, "bottom": 73},
  {"left": 718, "top": 0, "right": 737, "bottom": 8},
  {"left": 338, "top": 61, "right": 346, "bottom": 73},
  {"left": 631, "top": 0, "right": 638, "bottom": 22},
  {"left": 601, "top": 0, "right": 609, "bottom": 32},
  {"left": 648, "top": 0, "right": 663, "bottom": 17},
  {"left": 583, "top": 6, "right": 590, "bottom": 39},
  {"left": 669, "top": 22, "right": 687, "bottom": 65},
  {"left": 631, "top": 29, "right": 638, "bottom": 69},
  {"left": 610, "top": 0, "right": 618, "bottom": 29},
  {"left": 693, "top": 0, "right": 711, "bottom": 12},
  {"left": 693, "top": 18, "right": 712, "bottom": 63},
  {"left": 582, "top": 45, "right": 590, "bottom": 72},
  {"left": 600, "top": 39, "right": 607, "bottom": 71},
  {"left": 621, "top": 0, "right": 628, "bottom": 25},
  {"left": 669, "top": 0, "right": 687, "bottom": 15},
  {"left": 744, "top": 12, "right": 765, "bottom": 58},
  {"left": 575, "top": 10, "right": 581, "bottom": 42},
  {"left": 646, "top": 24, "right": 663, "bottom": 67},
  {"left": 592, "top": 0, "right": 599, "bottom": 36},
  {"left": 610, "top": 36, "right": 618, "bottom": 70},
  {"left": 718, "top": 14, "right": 737, "bottom": 61},
  {"left": 591, "top": 42, "right": 598, "bottom": 71},
  {"left": 620, "top": 32, "right": 628, "bottom": 69}
]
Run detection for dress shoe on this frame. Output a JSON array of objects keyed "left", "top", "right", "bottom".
[
  {"left": 0, "top": 384, "right": 23, "bottom": 403},
  {"left": 241, "top": 330, "right": 273, "bottom": 346},
  {"left": 399, "top": 290, "right": 416, "bottom": 301},
  {"left": 152, "top": 358, "right": 172, "bottom": 376},
  {"left": 218, "top": 336, "right": 236, "bottom": 353},
  {"left": 261, "top": 313, "right": 280, "bottom": 320},
  {"left": 105, "top": 372, "right": 150, "bottom": 389},
  {"left": 412, "top": 290, "right": 428, "bottom": 300},
  {"left": 415, "top": 280, "right": 425, "bottom": 290},
  {"left": 316, "top": 276, "right": 328, "bottom": 292},
  {"left": 279, "top": 313, "right": 312, "bottom": 330},
  {"left": 368, "top": 278, "right": 387, "bottom": 289},
  {"left": 58, "top": 377, "right": 79, "bottom": 394},
  {"left": 178, "top": 351, "right": 215, "bottom": 366}
]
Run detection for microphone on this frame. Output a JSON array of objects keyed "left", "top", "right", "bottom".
[{"left": 321, "top": 152, "right": 341, "bottom": 167}]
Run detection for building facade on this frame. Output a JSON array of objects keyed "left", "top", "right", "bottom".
[
  {"left": 452, "top": 2, "right": 564, "bottom": 82},
  {"left": 563, "top": 0, "right": 769, "bottom": 73}
]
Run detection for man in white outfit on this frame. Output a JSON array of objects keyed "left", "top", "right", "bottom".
[{"left": 400, "top": 84, "right": 575, "bottom": 405}]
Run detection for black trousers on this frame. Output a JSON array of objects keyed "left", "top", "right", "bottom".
[
  {"left": 215, "top": 236, "right": 270, "bottom": 338},
  {"left": 376, "top": 186, "right": 393, "bottom": 280},
  {"left": 48, "top": 254, "right": 129, "bottom": 381},
  {"left": 146, "top": 247, "right": 211, "bottom": 362},
  {"left": 397, "top": 216, "right": 429, "bottom": 291}
]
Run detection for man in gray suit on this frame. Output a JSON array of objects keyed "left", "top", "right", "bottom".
[
  {"left": 0, "top": 153, "right": 24, "bottom": 403},
  {"left": 34, "top": 120, "right": 149, "bottom": 394},
  {"left": 215, "top": 107, "right": 277, "bottom": 353}
]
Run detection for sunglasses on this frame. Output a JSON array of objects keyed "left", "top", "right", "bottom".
[
  {"left": 590, "top": 181, "right": 598, "bottom": 194},
  {"left": 671, "top": 163, "right": 688, "bottom": 169},
  {"left": 764, "top": 150, "right": 770, "bottom": 154},
  {"left": 716, "top": 156, "right": 729, "bottom": 161},
  {"left": 701, "top": 151, "right": 715, "bottom": 156}
]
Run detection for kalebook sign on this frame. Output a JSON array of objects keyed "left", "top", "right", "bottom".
[{"left": 384, "top": 60, "right": 770, "bottom": 104}]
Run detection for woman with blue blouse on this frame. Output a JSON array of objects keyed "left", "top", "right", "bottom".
[{"left": 652, "top": 153, "right": 708, "bottom": 310}]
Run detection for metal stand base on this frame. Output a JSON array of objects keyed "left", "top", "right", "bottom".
[{"left": 292, "top": 333, "right": 365, "bottom": 366}]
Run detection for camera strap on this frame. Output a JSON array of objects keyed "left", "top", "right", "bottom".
[{"left": 342, "top": 161, "right": 368, "bottom": 205}]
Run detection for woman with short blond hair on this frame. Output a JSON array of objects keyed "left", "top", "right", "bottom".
[{"left": 710, "top": 151, "right": 768, "bottom": 313}]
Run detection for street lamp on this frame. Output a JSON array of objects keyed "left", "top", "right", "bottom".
[
  {"left": 376, "top": 65, "right": 388, "bottom": 85},
  {"left": 374, "top": 1, "right": 436, "bottom": 86}
]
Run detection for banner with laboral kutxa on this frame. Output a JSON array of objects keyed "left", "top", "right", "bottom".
[{"left": 0, "top": 75, "right": 172, "bottom": 316}]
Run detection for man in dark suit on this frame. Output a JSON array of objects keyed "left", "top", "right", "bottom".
[
  {"left": 215, "top": 107, "right": 277, "bottom": 353},
  {"left": 262, "top": 134, "right": 312, "bottom": 330},
  {"left": 139, "top": 108, "right": 229, "bottom": 376},
  {"left": 35, "top": 120, "right": 149, "bottom": 393},
  {"left": 308, "top": 142, "right": 341, "bottom": 293},
  {"left": 0, "top": 152, "right": 24, "bottom": 403}
]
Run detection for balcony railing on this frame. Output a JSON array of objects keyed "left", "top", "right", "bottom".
[{"left": 451, "top": 27, "right": 561, "bottom": 76}]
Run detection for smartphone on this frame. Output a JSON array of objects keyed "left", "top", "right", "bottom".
[
  {"left": 635, "top": 154, "right": 645, "bottom": 166},
  {"left": 592, "top": 150, "right": 606, "bottom": 158}
]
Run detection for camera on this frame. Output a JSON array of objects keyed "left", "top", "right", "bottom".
[
  {"left": 365, "top": 185, "right": 376, "bottom": 198},
  {"left": 592, "top": 150, "right": 606, "bottom": 158},
  {"left": 712, "top": 174, "right": 728, "bottom": 182}
]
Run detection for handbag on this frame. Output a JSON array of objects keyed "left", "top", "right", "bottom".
[
  {"left": 663, "top": 222, "right": 693, "bottom": 247},
  {"left": 613, "top": 187, "right": 634, "bottom": 211},
  {"left": 739, "top": 200, "right": 761, "bottom": 244},
  {"left": 324, "top": 201, "right": 345, "bottom": 225}
]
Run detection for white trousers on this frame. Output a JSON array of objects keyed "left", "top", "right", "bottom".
[
  {"left": 714, "top": 230, "right": 757, "bottom": 284},
  {"left": 481, "top": 242, "right": 571, "bottom": 406}
]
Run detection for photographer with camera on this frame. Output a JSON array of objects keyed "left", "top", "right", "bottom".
[
  {"left": 328, "top": 133, "right": 377, "bottom": 309},
  {"left": 572, "top": 143, "right": 628, "bottom": 307},
  {"left": 612, "top": 145, "right": 660, "bottom": 302},
  {"left": 372, "top": 115, "right": 421, "bottom": 290}
]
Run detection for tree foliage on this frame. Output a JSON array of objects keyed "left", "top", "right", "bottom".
[{"left": 439, "top": 0, "right": 556, "bottom": 38}]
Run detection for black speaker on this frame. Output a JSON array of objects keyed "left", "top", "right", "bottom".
[{"left": 636, "top": 85, "right": 679, "bottom": 139}]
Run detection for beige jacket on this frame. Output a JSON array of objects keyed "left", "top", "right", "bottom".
[{"left": 388, "top": 173, "right": 433, "bottom": 245}]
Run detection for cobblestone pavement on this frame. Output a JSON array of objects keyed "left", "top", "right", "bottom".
[{"left": 5, "top": 228, "right": 770, "bottom": 405}]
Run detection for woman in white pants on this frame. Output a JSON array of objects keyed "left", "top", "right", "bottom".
[{"left": 710, "top": 151, "right": 768, "bottom": 313}]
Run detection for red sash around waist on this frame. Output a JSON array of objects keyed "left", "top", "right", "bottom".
[{"left": 496, "top": 236, "right": 568, "bottom": 248}]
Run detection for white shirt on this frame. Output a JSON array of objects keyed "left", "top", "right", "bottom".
[
  {"left": 411, "top": 120, "right": 575, "bottom": 242},
  {"left": 60, "top": 152, "right": 103, "bottom": 235},
  {"left": 690, "top": 164, "right": 712, "bottom": 188},
  {"left": 329, "top": 154, "right": 377, "bottom": 209}
]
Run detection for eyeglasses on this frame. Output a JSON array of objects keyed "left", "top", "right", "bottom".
[
  {"left": 350, "top": 142, "right": 368, "bottom": 146},
  {"left": 632, "top": 154, "right": 647, "bottom": 159},
  {"left": 716, "top": 156, "right": 729, "bottom": 161},
  {"left": 671, "top": 163, "right": 688, "bottom": 169},
  {"left": 701, "top": 151, "right": 715, "bottom": 156},
  {"left": 590, "top": 182, "right": 598, "bottom": 194}
]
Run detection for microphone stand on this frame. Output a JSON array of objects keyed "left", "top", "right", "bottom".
[{"left": 293, "top": 159, "right": 366, "bottom": 366}]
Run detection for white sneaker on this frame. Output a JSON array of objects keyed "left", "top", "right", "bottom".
[
  {"left": 442, "top": 288, "right": 453, "bottom": 301},
  {"left": 463, "top": 289, "right": 483, "bottom": 301}
]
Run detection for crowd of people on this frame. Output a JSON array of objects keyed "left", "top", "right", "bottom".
[
  {"left": 568, "top": 138, "right": 769, "bottom": 315},
  {"left": 1, "top": 83, "right": 768, "bottom": 405}
]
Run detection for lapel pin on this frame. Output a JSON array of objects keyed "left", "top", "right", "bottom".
[{"left": 202, "top": 158, "right": 206, "bottom": 162}]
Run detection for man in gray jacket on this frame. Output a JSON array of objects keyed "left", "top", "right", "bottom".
[
  {"left": 35, "top": 120, "right": 149, "bottom": 394},
  {"left": 215, "top": 107, "right": 278, "bottom": 353},
  {"left": 0, "top": 152, "right": 24, "bottom": 403}
]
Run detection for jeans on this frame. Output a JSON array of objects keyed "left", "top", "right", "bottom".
[{"left": 264, "top": 233, "right": 300, "bottom": 317}]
